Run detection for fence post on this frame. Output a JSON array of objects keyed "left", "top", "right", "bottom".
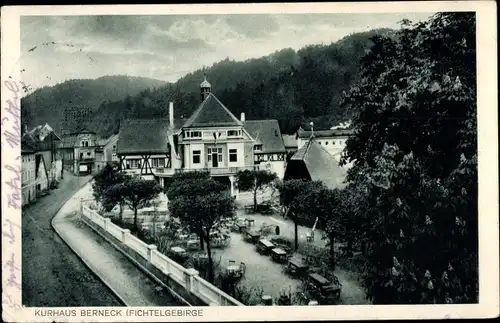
[
  {"left": 183, "top": 268, "right": 199, "bottom": 292},
  {"left": 147, "top": 244, "right": 157, "bottom": 263},
  {"left": 80, "top": 198, "right": 84, "bottom": 213},
  {"left": 122, "top": 229, "right": 130, "bottom": 244},
  {"left": 104, "top": 218, "right": 111, "bottom": 231}
]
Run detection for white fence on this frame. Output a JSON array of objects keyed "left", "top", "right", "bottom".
[{"left": 81, "top": 205, "right": 244, "bottom": 306}]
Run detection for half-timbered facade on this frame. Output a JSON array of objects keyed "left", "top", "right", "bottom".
[{"left": 116, "top": 77, "right": 287, "bottom": 197}]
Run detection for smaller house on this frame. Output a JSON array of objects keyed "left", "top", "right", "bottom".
[
  {"left": 243, "top": 118, "right": 287, "bottom": 179},
  {"left": 95, "top": 133, "right": 119, "bottom": 172},
  {"left": 58, "top": 128, "right": 99, "bottom": 175},
  {"left": 284, "top": 137, "right": 347, "bottom": 190},
  {"left": 21, "top": 140, "right": 37, "bottom": 206},
  {"left": 27, "top": 123, "right": 63, "bottom": 183}
]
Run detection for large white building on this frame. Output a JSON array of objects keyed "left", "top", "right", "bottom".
[
  {"left": 116, "top": 77, "right": 287, "bottom": 197},
  {"left": 296, "top": 127, "right": 354, "bottom": 168}
]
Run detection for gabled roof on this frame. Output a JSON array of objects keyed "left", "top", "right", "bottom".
[
  {"left": 296, "top": 127, "right": 354, "bottom": 139},
  {"left": 28, "top": 123, "right": 62, "bottom": 141},
  {"left": 21, "top": 132, "right": 40, "bottom": 151},
  {"left": 182, "top": 93, "right": 243, "bottom": 128},
  {"left": 117, "top": 119, "right": 174, "bottom": 155},
  {"left": 21, "top": 139, "right": 36, "bottom": 154},
  {"left": 282, "top": 134, "right": 298, "bottom": 149},
  {"left": 290, "top": 138, "right": 347, "bottom": 189},
  {"left": 103, "top": 133, "right": 119, "bottom": 148},
  {"left": 35, "top": 154, "right": 48, "bottom": 180},
  {"left": 244, "top": 120, "right": 286, "bottom": 154}
]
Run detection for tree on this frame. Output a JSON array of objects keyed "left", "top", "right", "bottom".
[
  {"left": 340, "top": 13, "right": 477, "bottom": 304},
  {"left": 236, "top": 169, "right": 278, "bottom": 212},
  {"left": 167, "top": 171, "right": 227, "bottom": 250},
  {"left": 300, "top": 187, "right": 344, "bottom": 269},
  {"left": 102, "top": 182, "right": 127, "bottom": 223},
  {"left": 169, "top": 186, "right": 236, "bottom": 282},
  {"left": 92, "top": 163, "right": 127, "bottom": 205},
  {"left": 276, "top": 179, "right": 326, "bottom": 250},
  {"left": 121, "top": 176, "right": 163, "bottom": 231}
]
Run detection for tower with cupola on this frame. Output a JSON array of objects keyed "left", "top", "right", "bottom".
[{"left": 200, "top": 75, "right": 211, "bottom": 101}]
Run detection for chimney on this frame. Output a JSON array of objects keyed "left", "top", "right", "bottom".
[
  {"left": 169, "top": 102, "right": 174, "bottom": 127},
  {"left": 240, "top": 112, "right": 245, "bottom": 122}
]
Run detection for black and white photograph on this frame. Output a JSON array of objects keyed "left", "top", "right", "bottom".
[{"left": 1, "top": 2, "right": 498, "bottom": 322}]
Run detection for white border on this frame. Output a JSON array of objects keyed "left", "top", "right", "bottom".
[{"left": 2, "top": 2, "right": 498, "bottom": 322}]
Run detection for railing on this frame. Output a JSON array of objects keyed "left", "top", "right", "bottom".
[
  {"left": 81, "top": 205, "right": 244, "bottom": 306},
  {"left": 168, "top": 165, "right": 260, "bottom": 176}
]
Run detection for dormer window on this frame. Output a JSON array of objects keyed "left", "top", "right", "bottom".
[
  {"left": 254, "top": 144, "right": 263, "bottom": 152},
  {"left": 185, "top": 131, "right": 202, "bottom": 138},
  {"left": 227, "top": 130, "right": 241, "bottom": 137}
]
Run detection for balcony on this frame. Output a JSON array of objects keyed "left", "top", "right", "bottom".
[{"left": 154, "top": 165, "right": 260, "bottom": 177}]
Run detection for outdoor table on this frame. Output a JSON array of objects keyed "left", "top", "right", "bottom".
[
  {"left": 187, "top": 240, "right": 200, "bottom": 250},
  {"left": 244, "top": 230, "right": 261, "bottom": 243},
  {"left": 236, "top": 223, "right": 247, "bottom": 233},
  {"left": 286, "top": 257, "right": 310, "bottom": 277},
  {"left": 271, "top": 248, "right": 288, "bottom": 263},
  {"left": 171, "top": 246, "right": 186, "bottom": 255},
  {"left": 256, "top": 239, "right": 275, "bottom": 255},
  {"left": 245, "top": 218, "right": 255, "bottom": 227},
  {"left": 244, "top": 205, "right": 254, "bottom": 213}
]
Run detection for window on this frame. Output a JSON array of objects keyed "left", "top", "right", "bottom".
[
  {"left": 325, "top": 141, "right": 329, "bottom": 145},
  {"left": 318, "top": 141, "right": 321, "bottom": 145},
  {"left": 229, "top": 149, "right": 237, "bottom": 162},
  {"left": 254, "top": 145, "right": 263, "bottom": 152},
  {"left": 332, "top": 141, "right": 336, "bottom": 145},
  {"left": 192, "top": 150, "right": 201, "bottom": 164},
  {"left": 152, "top": 158, "right": 165, "bottom": 168},
  {"left": 191, "top": 131, "right": 202, "bottom": 138},
  {"left": 87, "top": 152, "right": 91, "bottom": 156},
  {"left": 112, "top": 145, "right": 116, "bottom": 151},
  {"left": 227, "top": 130, "right": 240, "bottom": 137},
  {"left": 129, "top": 159, "right": 140, "bottom": 168}
]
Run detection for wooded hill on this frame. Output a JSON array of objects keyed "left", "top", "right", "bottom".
[{"left": 21, "top": 28, "right": 395, "bottom": 137}]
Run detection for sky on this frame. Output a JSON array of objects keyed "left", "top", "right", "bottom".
[{"left": 20, "top": 12, "right": 434, "bottom": 90}]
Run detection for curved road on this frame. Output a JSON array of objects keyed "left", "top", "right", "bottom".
[{"left": 22, "top": 172, "right": 122, "bottom": 307}]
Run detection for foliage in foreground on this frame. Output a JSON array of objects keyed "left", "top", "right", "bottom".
[{"left": 340, "top": 12, "right": 477, "bottom": 304}]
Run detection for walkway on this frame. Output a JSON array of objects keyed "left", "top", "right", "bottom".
[
  {"left": 22, "top": 173, "right": 122, "bottom": 307},
  {"left": 52, "top": 182, "right": 183, "bottom": 307}
]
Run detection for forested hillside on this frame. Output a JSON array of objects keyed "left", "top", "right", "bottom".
[
  {"left": 22, "top": 28, "right": 394, "bottom": 137},
  {"left": 21, "top": 75, "right": 167, "bottom": 133}
]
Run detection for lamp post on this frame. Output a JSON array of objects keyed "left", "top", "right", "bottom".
[{"left": 310, "top": 121, "right": 314, "bottom": 139}]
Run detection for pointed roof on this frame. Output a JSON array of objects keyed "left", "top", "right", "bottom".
[
  {"left": 282, "top": 134, "right": 298, "bottom": 149},
  {"left": 244, "top": 120, "right": 286, "bottom": 153},
  {"left": 182, "top": 93, "right": 243, "bottom": 128},
  {"left": 117, "top": 118, "right": 174, "bottom": 154},
  {"left": 200, "top": 75, "right": 211, "bottom": 88},
  {"left": 290, "top": 138, "right": 347, "bottom": 189}
]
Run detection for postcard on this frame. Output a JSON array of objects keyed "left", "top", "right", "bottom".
[{"left": 1, "top": 1, "right": 498, "bottom": 322}]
